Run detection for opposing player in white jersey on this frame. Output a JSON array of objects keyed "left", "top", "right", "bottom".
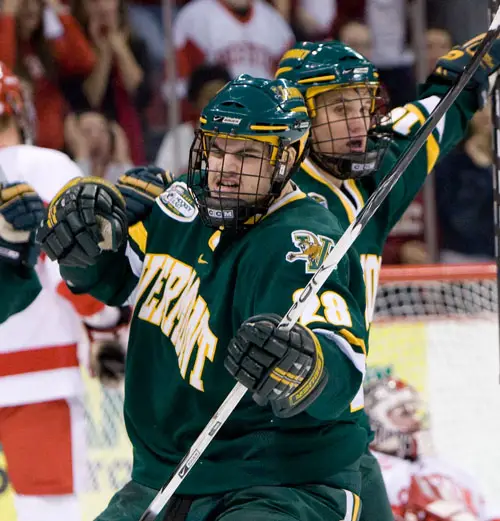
[
  {"left": 365, "top": 373, "right": 500, "bottom": 521},
  {"left": 0, "top": 62, "right": 128, "bottom": 521}
]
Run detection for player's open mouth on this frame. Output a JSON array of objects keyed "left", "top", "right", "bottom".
[{"left": 347, "top": 139, "right": 365, "bottom": 152}]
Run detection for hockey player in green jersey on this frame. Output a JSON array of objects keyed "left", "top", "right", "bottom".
[
  {"left": 0, "top": 181, "right": 44, "bottom": 323},
  {"left": 38, "top": 75, "right": 371, "bottom": 521},
  {"left": 275, "top": 36, "right": 500, "bottom": 521}
]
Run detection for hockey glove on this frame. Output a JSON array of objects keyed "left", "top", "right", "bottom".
[
  {"left": 36, "top": 177, "right": 127, "bottom": 268},
  {"left": 0, "top": 182, "right": 46, "bottom": 267},
  {"left": 431, "top": 32, "right": 500, "bottom": 106},
  {"left": 117, "top": 166, "right": 172, "bottom": 225},
  {"left": 225, "top": 313, "right": 328, "bottom": 418}
]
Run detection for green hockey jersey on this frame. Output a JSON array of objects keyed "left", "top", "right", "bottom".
[
  {"left": 295, "top": 83, "right": 479, "bottom": 326},
  {"left": 0, "top": 263, "right": 41, "bottom": 324},
  {"left": 60, "top": 182, "right": 370, "bottom": 494}
]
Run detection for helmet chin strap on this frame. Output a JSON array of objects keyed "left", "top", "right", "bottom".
[{"left": 310, "top": 147, "right": 380, "bottom": 180}]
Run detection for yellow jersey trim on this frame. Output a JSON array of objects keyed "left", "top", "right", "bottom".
[
  {"left": 405, "top": 104, "right": 440, "bottom": 173},
  {"left": 302, "top": 159, "right": 357, "bottom": 223},
  {"left": 129, "top": 222, "right": 148, "bottom": 254}
]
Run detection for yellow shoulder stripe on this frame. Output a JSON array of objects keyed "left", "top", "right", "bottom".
[
  {"left": 129, "top": 222, "right": 148, "bottom": 254},
  {"left": 302, "top": 160, "right": 356, "bottom": 223},
  {"left": 405, "top": 104, "right": 440, "bottom": 174}
]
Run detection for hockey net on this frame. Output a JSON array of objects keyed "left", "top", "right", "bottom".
[
  {"left": 370, "top": 262, "right": 500, "bottom": 505},
  {"left": 0, "top": 263, "right": 499, "bottom": 519}
]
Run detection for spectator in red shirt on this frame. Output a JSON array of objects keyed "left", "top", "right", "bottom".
[
  {"left": 65, "top": 0, "right": 152, "bottom": 165},
  {"left": 0, "top": 0, "right": 96, "bottom": 150}
]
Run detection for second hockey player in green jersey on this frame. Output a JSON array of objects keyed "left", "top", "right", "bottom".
[
  {"left": 276, "top": 35, "right": 500, "bottom": 521},
  {"left": 277, "top": 40, "right": 483, "bottom": 326},
  {"left": 38, "top": 75, "right": 370, "bottom": 521}
]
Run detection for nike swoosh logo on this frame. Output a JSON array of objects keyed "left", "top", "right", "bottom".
[{"left": 198, "top": 254, "right": 208, "bottom": 264}]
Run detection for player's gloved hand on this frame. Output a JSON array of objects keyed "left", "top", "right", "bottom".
[
  {"left": 116, "top": 166, "right": 172, "bottom": 225},
  {"left": 0, "top": 182, "right": 46, "bottom": 268},
  {"left": 225, "top": 313, "right": 328, "bottom": 418},
  {"left": 85, "top": 306, "right": 131, "bottom": 388},
  {"left": 432, "top": 33, "right": 500, "bottom": 105},
  {"left": 36, "top": 177, "right": 127, "bottom": 268}
]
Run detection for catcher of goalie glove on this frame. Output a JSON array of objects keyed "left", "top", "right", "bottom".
[
  {"left": 116, "top": 165, "right": 173, "bottom": 225},
  {"left": 36, "top": 177, "right": 127, "bottom": 268},
  {"left": 0, "top": 181, "right": 46, "bottom": 267},
  {"left": 225, "top": 313, "right": 328, "bottom": 418}
]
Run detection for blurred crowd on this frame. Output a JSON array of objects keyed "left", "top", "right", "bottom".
[{"left": 1, "top": 0, "right": 493, "bottom": 265}]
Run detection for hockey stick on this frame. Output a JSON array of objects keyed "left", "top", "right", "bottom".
[
  {"left": 139, "top": 12, "right": 500, "bottom": 520},
  {"left": 489, "top": 0, "right": 500, "bottom": 382}
]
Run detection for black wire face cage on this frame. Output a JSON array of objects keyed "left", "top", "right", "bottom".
[
  {"left": 187, "top": 130, "right": 292, "bottom": 231},
  {"left": 309, "top": 83, "right": 390, "bottom": 180}
]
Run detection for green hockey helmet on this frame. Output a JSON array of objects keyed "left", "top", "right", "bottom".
[
  {"left": 276, "top": 41, "right": 389, "bottom": 180},
  {"left": 188, "top": 74, "right": 310, "bottom": 231}
]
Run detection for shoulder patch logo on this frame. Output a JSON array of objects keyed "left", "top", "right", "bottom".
[
  {"left": 157, "top": 181, "right": 198, "bottom": 222},
  {"left": 307, "top": 192, "right": 328, "bottom": 209},
  {"left": 285, "top": 230, "right": 334, "bottom": 273}
]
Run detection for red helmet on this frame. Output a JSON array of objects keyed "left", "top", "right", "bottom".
[
  {"left": 0, "top": 61, "right": 36, "bottom": 144},
  {"left": 365, "top": 374, "right": 427, "bottom": 460}
]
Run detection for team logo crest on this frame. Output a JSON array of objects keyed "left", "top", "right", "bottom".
[
  {"left": 157, "top": 181, "right": 198, "bottom": 222},
  {"left": 285, "top": 230, "right": 334, "bottom": 273}
]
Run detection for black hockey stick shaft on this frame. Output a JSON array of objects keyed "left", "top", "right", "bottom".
[
  {"left": 489, "top": 0, "right": 500, "bottom": 382},
  {"left": 139, "top": 14, "right": 500, "bottom": 521}
]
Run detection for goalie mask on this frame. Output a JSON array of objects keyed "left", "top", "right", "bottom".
[
  {"left": 275, "top": 41, "right": 390, "bottom": 180},
  {"left": 0, "top": 61, "right": 35, "bottom": 145},
  {"left": 188, "top": 74, "right": 310, "bottom": 231},
  {"left": 364, "top": 376, "right": 426, "bottom": 460}
]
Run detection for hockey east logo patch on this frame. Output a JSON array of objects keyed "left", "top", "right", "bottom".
[
  {"left": 285, "top": 230, "right": 334, "bottom": 273},
  {"left": 158, "top": 181, "right": 198, "bottom": 222}
]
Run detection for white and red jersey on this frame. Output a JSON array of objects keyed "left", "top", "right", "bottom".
[
  {"left": 173, "top": 0, "right": 294, "bottom": 97},
  {"left": 373, "top": 450, "right": 500, "bottom": 521},
  {"left": 0, "top": 145, "right": 115, "bottom": 407}
]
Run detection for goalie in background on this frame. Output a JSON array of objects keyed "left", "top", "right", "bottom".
[
  {"left": 0, "top": 61, "right": 128, "bottom": 521},
  {"left": 365, "top": 369, "right": 500, "bottom": 521}
]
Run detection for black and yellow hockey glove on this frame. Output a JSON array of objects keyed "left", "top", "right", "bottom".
[
  {"left": 0, "top": 182, "right": 46, "bottom": 267},
  {"left": 225, "top": 313, "right": 328, "bottom": 418},
  {"left": 36, "top": 177, "right": 127, "bottom": 268},
  {"left": 117, "top": 166, "right": 173, "bottom": 225},
  {"left": 432, "top": 32, "right": 500, "bottom": 106}
]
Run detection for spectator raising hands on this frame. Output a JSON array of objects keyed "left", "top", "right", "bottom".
[
  {"left": 0, "top": 0, "right": 96, "bottom": 150},
  {"left": 67, "top": 0, "right": 151, "bottom": 165},
  {"left": 64, "top": 111, "right": 133, "bottom": 182}
]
